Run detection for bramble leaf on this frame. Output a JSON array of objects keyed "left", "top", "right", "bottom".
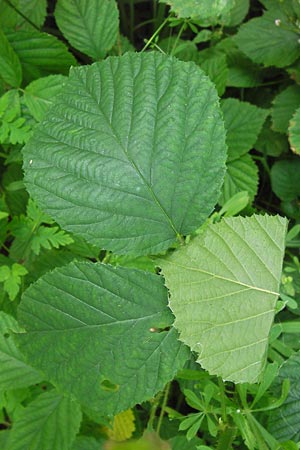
[
  {"left": 236, "top": 9, "right": 300, "bottom": 68},
  {"left": 159, "top": 0, "right": 235, "bottom": 23},
  {"left": 6, "top": 390, "right": 82, "bottom": 450},
  {"left": 23, "top": 52, "right": 227, "bottom": 255},
  {"left": 0, "top": 311, "right": 42, "bottom": 389},
  {"left": 160, "top": 215, "right": 287, "bottom": 383},
  {"left": 16, "top": 262, "right": 188, "bottom": 415},
  {"left": 55, "top": 0, "right": 119, "bottom": 60},
  {"left": 271, "top": 159, "right": 300, "bottom": 201},
  {"left": 272, "top": 85, "right": 300, "bottom": 134},
  {"left": 0, "top": 29, "right": 22, "bottom": 88},
  {"left": 288, "top": 106, "right": 300, "bottom": 155}
]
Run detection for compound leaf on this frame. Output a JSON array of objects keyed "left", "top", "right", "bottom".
[
  {"left": 160, "top": 215, "right": 287, "bottom": 383},
  {"left": 0, "top": 311, "right": 42, "bottom": 390},
  {"left": 6, "top": 390, "right": 82, "bottom": 450},
  {"left": 288, "top": 106, "right": 300, "bottom": 155},
  {"left": 219, "top": 154, "right": 258, "bottom": 205},
  {"left": 221, "top": 98, "right": 268, "bottom": 161},
  {"left": 23, "top": 52, "right": 227, "bottom": 256},
  {"left": 235, "top": 9, "right": 300, "bottom": 68},
  {"left": 16, "top": 262, "right": 188, "bottom": 415},
  {"left": 55, "top": 0, "right": 119, "bottom": 60}
]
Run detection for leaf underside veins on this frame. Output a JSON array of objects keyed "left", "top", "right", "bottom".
[
  {"left": 23, "top": 52, "right": 227, "bottom": 255},
  {"left": 160, "top": 214, "right": 287, "bottom": 384}
]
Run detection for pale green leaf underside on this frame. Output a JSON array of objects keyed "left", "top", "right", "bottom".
[
  {"left": 159, "top": 0, "right": 234, "bottom": 21},
  {"left": 288, "top": 106, "right": 300, "bottom": 155},
  {"left": 219, "top": 153, "right": 258, "bottom": 205},
  {"left": 160, "top": 215, "right": 287, "bottom": 383},
  {"left": 0, "top": 311, "right": 42, "bottom": 390},
  {"left": 17, "top": 262, "right": 188, "bottom": 415},
  {"left": 23, "top": 52, "right": 226, "bottom": 255},
  {"left": 55, "top": 0, "right": 119, "bottom": 60},
  {"left": 7, "top": 390, "right": 82, "bottom": 450}
]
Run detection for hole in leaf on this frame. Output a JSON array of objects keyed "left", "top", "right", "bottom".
[{"left": 100, "top": 379, "right": 119, "bottom": 392}]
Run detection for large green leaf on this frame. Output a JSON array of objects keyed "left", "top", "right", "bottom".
[
  {"left": 22, "top": 52, "right": 227, "bottom": 256},
  {"left": 271, "top": 159, "right": 300, "bottom": 201},
  {"left": 24, "top": 75, "right": 67, "bottom": 122},
  {"left": 160, "top": 215, "right": 287, "bottom": 383},
  {"left": 268, "top": 351, "right": 300, "bottom": 442},
  {"left": 55, "top": 0, "right": 119, "bottom": 60},
  {"left": 6, "top": 390, "right": 82, "bottom": 450},
  {"left": 159, "top": 0, "right": 235, "bottom": 22},
  {"left": 0, "top": 0, "right": 47, "bottom": 30},
  {"left": 221, "top": 98, "right": 268, "bottom": 161},
  {"left": 16, "top": 262, "right": 188, "bottom": 414},
  {"left": 0, "top": 311, "right": 42, "bottom": 390},
  {"left": 271, "top": 85, "right": 300, "bottom": 134},
  {"left": 5, "top": 30, "right": 76, "bottom": 84},
  {"left": 219, "top": 154, "right": 258, "bottom": 205},
  {"left": 0, "top": 29, "right": 22, "bottom": 88},
  {"left": 235, "top": 9, "right": 300, "bottom": 68},
  {"left": 288, "top": 106, "right": 300, "bottom": 155}
]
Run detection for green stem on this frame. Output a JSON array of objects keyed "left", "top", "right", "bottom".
[
  {"left": 218, "top": 377, "right": 227, "bottom": 423},
  {"left": 156, "top": 382, "right": 171, "bottom": 435},
  {"left": 148, "top": 391, "right": 163, "bottom": 430},
  {"left": 171, "top": 21, "right": 186, "bottom": 56},
  {"left": 3, "top": 0, "right": 40, "bottom": 30},
  {"left": 141, "top": 16, "right": 170, "bottom": 52}
]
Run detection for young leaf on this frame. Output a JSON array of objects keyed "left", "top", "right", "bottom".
[
  {"left": 0, "top": 311, "right": 42, "bottom": 390},
  {"left": 16, "top": 262, "right": 188, "bottom": 415},
  {"left": 24, "top": 75, "right": 67, "bottom": 122},
  {"left": 268, "top": 351, "right": 300, "bottom": 442},
  {"left": 5, "top": 29, "right": 76, "bottom": 84},
  {"left": 23, "top": 52, "right": 227, "bottom": 256},
  {"left": 30, "top": 226, "right": 74, "bottom": 255},
  {"left": 221, "top": 98, "right": 268, "bottom": 161},
  {"left": 271, "top": 85, "right": 300, "bottom": 134},
  {"left": 0, "top": 263, "right": 28, "bottom": 301},
  {"left": 55, "top": 0, "right": 119, "bottom": 60},
  {"left": 219, "top": 154, "right": 258, "bottom": 205},
  {"left": 235, "top": 9, "right": 300, "bottom": 68},
  {"left": 0, "top": 29, "right": 22, "bottom": 88},
  {"left": 6, "top": 390, "right": 82, "bottom": 450},
  {"left": 160, "top": 215, "right": 287, "bottom": 383},
  {"left": 288, "top": 106, "right": 300, "bottom": 155}
]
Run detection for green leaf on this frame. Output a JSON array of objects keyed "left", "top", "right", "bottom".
[
  {"left": 223, "top": 0, "right": 249, "bottom": 27},
  {"left": 221, "top": 98, "right": 268, "bottom": 161},
  {"left": 23, "top": 52, "right": 227, "bottom": 256},
  {"left": 198, "top": 51, "right": 228, "bottom": 97},
  {"left": 219, "top": 154, "right": 259, "bottom": 205},
  {"left": 268, "top": 352, "right": 300, "bottom": 442},
  {"left": 235, "top": 9, "right": 300, "bottom": 68},
  {"left": 0, "top": 29, "right": 22, "bottom": 88},
  {"left": 160, "top": 215, "right": 287, "bottom": 383},
  {"left": 72, "top": 436, "right": 104, "bottom": 450},
  {"left": 5, "top": 30, "right": 76, "bottom": 84},
  {"left": 0, "top": 263, "right": 28, "bottom": 301},
  {"left": 159, "top": 0, "right": 235, "bottom": 23},
  {"left": 30, "top": 226, "right": 74, "bottom": 255},
  {"left": 0, "top": 0, "right": 47, "bottom": 31},
  {"left": 55, "top": 0, "right": 119, "bottom": 60},
  {"left": 288, "top": 106, "right": 300, "bottom": 155},
  {"left": 16, "top": 262, "right": 188, "bottom": 415},
  {"left": 24, "top": 75, "right": 67, "bottom": 122},
  {"left": 271, "top": 85, "right": 300, "bottom": 134},
  {"left": 0, "top": 311, "right": 42, "bottom": 390},
  {"left": 6, "top": 390, "right": 82, "bottom": 450},
  {"left": 255, "top": 118, "right": 288, "bottom": 157},
  {"left": 270, "top": 159, "right": 300, "bottom": 201}
]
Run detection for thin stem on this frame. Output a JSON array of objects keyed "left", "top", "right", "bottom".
[
  {"left": 3, "top": 0, "right": 40, "bottom": 30},
  {"left": 141, "top": 16, "right": 170, "bottom": 52},
  {"left": 171, "top": 21, "right": 186, "bottom": 56},
  {"left": 156, "top": 382, "right": 171, "bottom": 435},
  {"left": 148, "top": 391, "right": 163, "bottom": 430},
  {"left": 218, "top": 377, "right": 227, "bottom": 423}
]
